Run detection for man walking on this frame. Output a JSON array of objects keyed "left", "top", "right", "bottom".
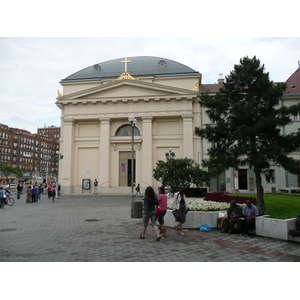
[{"left": 93, "top": 179, "right": 98, "bottom": 195}]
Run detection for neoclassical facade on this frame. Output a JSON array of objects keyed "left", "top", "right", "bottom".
[
  {"left": 56, "top": 56, "right": 202, "bottom": 194},
  {"left": 56, "top": 56, "right": 300, "bottom": 195}
]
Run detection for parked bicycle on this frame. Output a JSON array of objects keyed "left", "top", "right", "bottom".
[{"left": 5, "top": 195, "right": 15, "bottom": 206}]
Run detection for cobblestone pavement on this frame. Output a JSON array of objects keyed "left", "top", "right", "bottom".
[{"left": 1, "top": 193, "right": 300, "bottom": 262}]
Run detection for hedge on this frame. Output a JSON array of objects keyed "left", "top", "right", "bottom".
[{"left": 204, "top": 192, "right": 257, "bottom": 205}]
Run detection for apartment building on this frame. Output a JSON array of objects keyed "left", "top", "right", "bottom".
[{"left": 0, "top": 124, "right": 60, "bottom": 184}]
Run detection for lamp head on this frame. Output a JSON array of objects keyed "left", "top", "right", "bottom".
[{"left": 128, "top": 116, "right": 135, "bottom": 122}]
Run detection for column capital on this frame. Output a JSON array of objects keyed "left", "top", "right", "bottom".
[
  {"left": 99, "top": 117, "right": 111, "bottom": 123},
  {"left": 141, "top": 116, "right": 153, "bottom": 121},
  {"left": 63, "top": 118, "right": 75, "bottom": 124},
  {"left": 181, "top": 114, "right": 194, "bottom": 120}
]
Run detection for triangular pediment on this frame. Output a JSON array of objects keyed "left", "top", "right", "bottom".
[{"left": 58, "top": 79, "right": 197, "bottom": 101}]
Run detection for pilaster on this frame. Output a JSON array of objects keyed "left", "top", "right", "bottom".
[
  {"left": 99, "top": 118, "right": 111, "bottom": 187},
  {"left": 141, "top": 116, "right": 153, "bottom": 186},
  {"left": 182, "top": 114, "right": 194, "bottom": 159}
]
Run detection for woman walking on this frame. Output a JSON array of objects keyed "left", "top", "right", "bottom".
[
  {"left": 170, "top": 188, "right": 188, "bottom": 236},
  {"left": 139, "top": 186, "right": 161, "bottom": 241},
  {"left": 157, "top": 187, "right": 168, "bottom": 237}
]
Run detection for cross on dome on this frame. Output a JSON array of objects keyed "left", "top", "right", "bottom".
[{"left": 121, "top": 57, "right": 131, "bottom": 72}]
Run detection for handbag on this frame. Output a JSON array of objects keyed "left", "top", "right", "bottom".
[
  {"left": 172, "top": 210, "right": 180, "bottom": 220},
  {"left": 155, "top": 207, "right": 161, "bottom": 220}
]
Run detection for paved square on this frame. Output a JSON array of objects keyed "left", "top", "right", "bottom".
[{"left": 1, "top": 193, "right": 299, "bottom": 262}]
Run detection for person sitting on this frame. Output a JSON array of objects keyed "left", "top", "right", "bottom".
[
  {"left": 221, "top": 200, "right": 243, "bottom": 234},
  {"left": 237, "top": 200, "right": 259, "bottom": 237}
]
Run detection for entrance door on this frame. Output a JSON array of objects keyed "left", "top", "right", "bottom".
[
  {"left": 119, "top": 151, "right": 135, "bottom": 186},
  {"left": 238, "top": 169, "right": 248, "bottom": 190}
]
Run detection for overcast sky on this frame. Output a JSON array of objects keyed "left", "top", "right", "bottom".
[{"left": 1, "top": 2, "right": 299, "bottom": 134}]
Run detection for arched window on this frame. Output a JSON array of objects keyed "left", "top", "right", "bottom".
[{"left": 115, "top": 125, "right": 140, "bottom": 136}]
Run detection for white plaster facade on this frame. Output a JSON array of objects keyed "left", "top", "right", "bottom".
[{"left": 56, "top": 56, "right": 202, "bottom": 194}]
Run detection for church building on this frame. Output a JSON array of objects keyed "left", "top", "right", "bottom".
[
  {"left": 56, "top": 56, "right": 300, "bottom": 195},
  {"left": 56, "top": 56, "right": 202, "bottom": 194}
]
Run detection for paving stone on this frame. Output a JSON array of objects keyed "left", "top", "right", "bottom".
[{"left": 1, "top": 194, "right": 300, "bottom": 262}]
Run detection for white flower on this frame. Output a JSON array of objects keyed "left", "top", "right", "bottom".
[{"left": 167, "top": 196, "right": 243, "bottom": 211}]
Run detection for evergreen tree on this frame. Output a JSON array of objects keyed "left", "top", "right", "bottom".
[
  {"left": 153, "top": 157, "right": 210, "bottom": 193},
  {"left": 195, "top": 56, "right": 300, "bottom": 211}
]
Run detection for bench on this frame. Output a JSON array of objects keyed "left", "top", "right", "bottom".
[
  {"left": 288, "top": 215, "right": 300, "bottom": 239},
  {"left": 279, "top": 187, "right": 300, "bottom": 194}
]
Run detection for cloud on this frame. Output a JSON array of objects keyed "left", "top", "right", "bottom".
[{"left": 0, "top": 37, "right": 299, "bottom": 133}]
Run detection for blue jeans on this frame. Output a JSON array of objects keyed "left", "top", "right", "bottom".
[{"left": 143, "top": 210, "right": 156, "bottom": 227}]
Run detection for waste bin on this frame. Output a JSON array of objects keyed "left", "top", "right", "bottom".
[{"left": 131, "top": 200, "right": 143, "bottom": 218}]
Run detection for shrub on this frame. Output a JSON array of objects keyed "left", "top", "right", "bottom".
[{"left": 204, "top": 192, "right": 256, "bottom": 205}]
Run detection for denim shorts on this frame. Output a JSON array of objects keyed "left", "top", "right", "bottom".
[{"left": 143, "top": 210, "right": 156, "bottom": 227}]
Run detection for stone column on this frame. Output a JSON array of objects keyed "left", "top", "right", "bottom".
[
  {"left": 182, "top": 114, "right": 194, "bottom": 159},
  {"left": 99, "top": 118, "right": 111, "bottom": 188},
  {"left": 61, "top": 118, "right": 74, "bottom": 194},
  {"left": 141, "top": 116, "right": 153, "bottom": 187}
]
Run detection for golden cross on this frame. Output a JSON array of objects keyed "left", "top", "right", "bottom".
[{"left": 121, "top": 57, "right": 131, "bottom": 73}]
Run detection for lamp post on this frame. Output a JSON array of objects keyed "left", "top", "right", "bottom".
[
  {"left": 128, "top": 116, "right": 137, "bottom": 201},
  {"left": 56, "top": 151, "right": 63, "bottom": 197},
  {"left": 128, "top": 116, "right": 137, "bottom": 218}
]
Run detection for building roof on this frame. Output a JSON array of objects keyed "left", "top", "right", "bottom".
[
  {"left": 61, "top": 56, "right": 200, "bottom": 82},
  {"left": 284, "top": 67, "right": 300, "bottom": 95},
  {"left": 199, "top": 83, "right": 223, "bottom": 93}
]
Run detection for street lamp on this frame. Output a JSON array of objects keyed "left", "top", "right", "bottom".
[
  {"left": 128, "top": 116, "right": 137, "bottom": 203},
  {"left": 56, "top": 151, "right": 63, "bottom": 196},
  {"left": 165, "top": 148, "right": 175, "bottom": 160}
]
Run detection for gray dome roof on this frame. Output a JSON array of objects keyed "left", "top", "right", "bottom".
[{"left": 61, "top": 56, "right": 199, "bottom": 82}]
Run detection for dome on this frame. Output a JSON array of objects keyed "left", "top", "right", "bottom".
[{"left": 61, "top": 56, "right": 199, "bottom": 82}]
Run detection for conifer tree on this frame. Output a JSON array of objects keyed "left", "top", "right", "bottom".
[{"left": 195, "top": 56, "right": 300, "bottom": 210}]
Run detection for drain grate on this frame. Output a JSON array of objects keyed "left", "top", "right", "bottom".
[
  {"left": 85, "top": 219, "right": 100, "bottom": 222},
  {"left": 0, "top": 228, "right": 17, "bottom": 232}
]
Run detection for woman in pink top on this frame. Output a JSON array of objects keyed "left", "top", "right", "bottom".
[{"left": 157, "top": 187, "right": 168, "bottom": 237}]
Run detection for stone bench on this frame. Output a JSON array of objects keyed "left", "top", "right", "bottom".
[{"left": 279, "top": 187, "right": 300, "bottom": 194}]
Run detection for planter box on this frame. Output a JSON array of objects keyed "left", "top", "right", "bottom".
[
  {"left": 255, "top": 216, "right": 297, "bottom": 241},
  {"left": 164, "top": 210, "right": 299, "bottom": 242},
  {"left": 164, "top": 209, "right": 222, "bottom": 229}
]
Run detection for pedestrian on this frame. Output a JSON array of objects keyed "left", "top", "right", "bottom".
[
  {"left": 237, "top": 200, "right": 259, "bottom": 237},
  {"left": 0, "top": 187, "right": 6, "bottom": 208},
  {"left": 57, "top": 184, "right": 61, "bottom": 198},
  {"left": 17, "top": 183, "right": 23, "bottom": 199},
  {"left": 139, "top": 186, "right": 161, "bottom": 241},
  {"left": 93, "top": 179, "right": 98, "bottom": 195},
  {"left": 220, "top": 181, "right": 226, "bottom": 192},
  {"left": 26, "top": 186, "right": 32, "bottom": 203},
  {"left": 134, "top": 183, "right": 142, "bottom": 197},
  {"left": 47, "top": 185, "right": 53, "bottom": 199},
  {"left": 31, "top": 185, "right": 37, "bottom": 202},
  {"left": 157, "top": 186, "right": 168, "bottom": 237},
  {"left": 36, "top": 184, "right": 43, "bottom": 201},
  {"left": 170, "top": 188, "right": 189, "bottom": 236},
  {"left": 52, "top": 185, "right": 57, "bottom": 202}
]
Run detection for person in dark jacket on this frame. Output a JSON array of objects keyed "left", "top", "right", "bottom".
[
  {"left": 221, "top": 200, "right": 243, "bottom": 234},
  {"left": 139, "top": 186, "right": 161, "bottom": 241}
]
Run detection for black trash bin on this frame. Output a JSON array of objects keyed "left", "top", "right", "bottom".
[{"left": 131, "top": 200, "right": 143, "bottom": 218}]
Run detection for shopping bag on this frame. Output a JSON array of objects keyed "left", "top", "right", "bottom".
[{"left": 200, "top": 223, "right": 211, "bottom": 232}]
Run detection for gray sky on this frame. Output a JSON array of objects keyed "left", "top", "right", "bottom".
[{"left": 1, "top": 2, "right": 299, "bottom": 134}]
